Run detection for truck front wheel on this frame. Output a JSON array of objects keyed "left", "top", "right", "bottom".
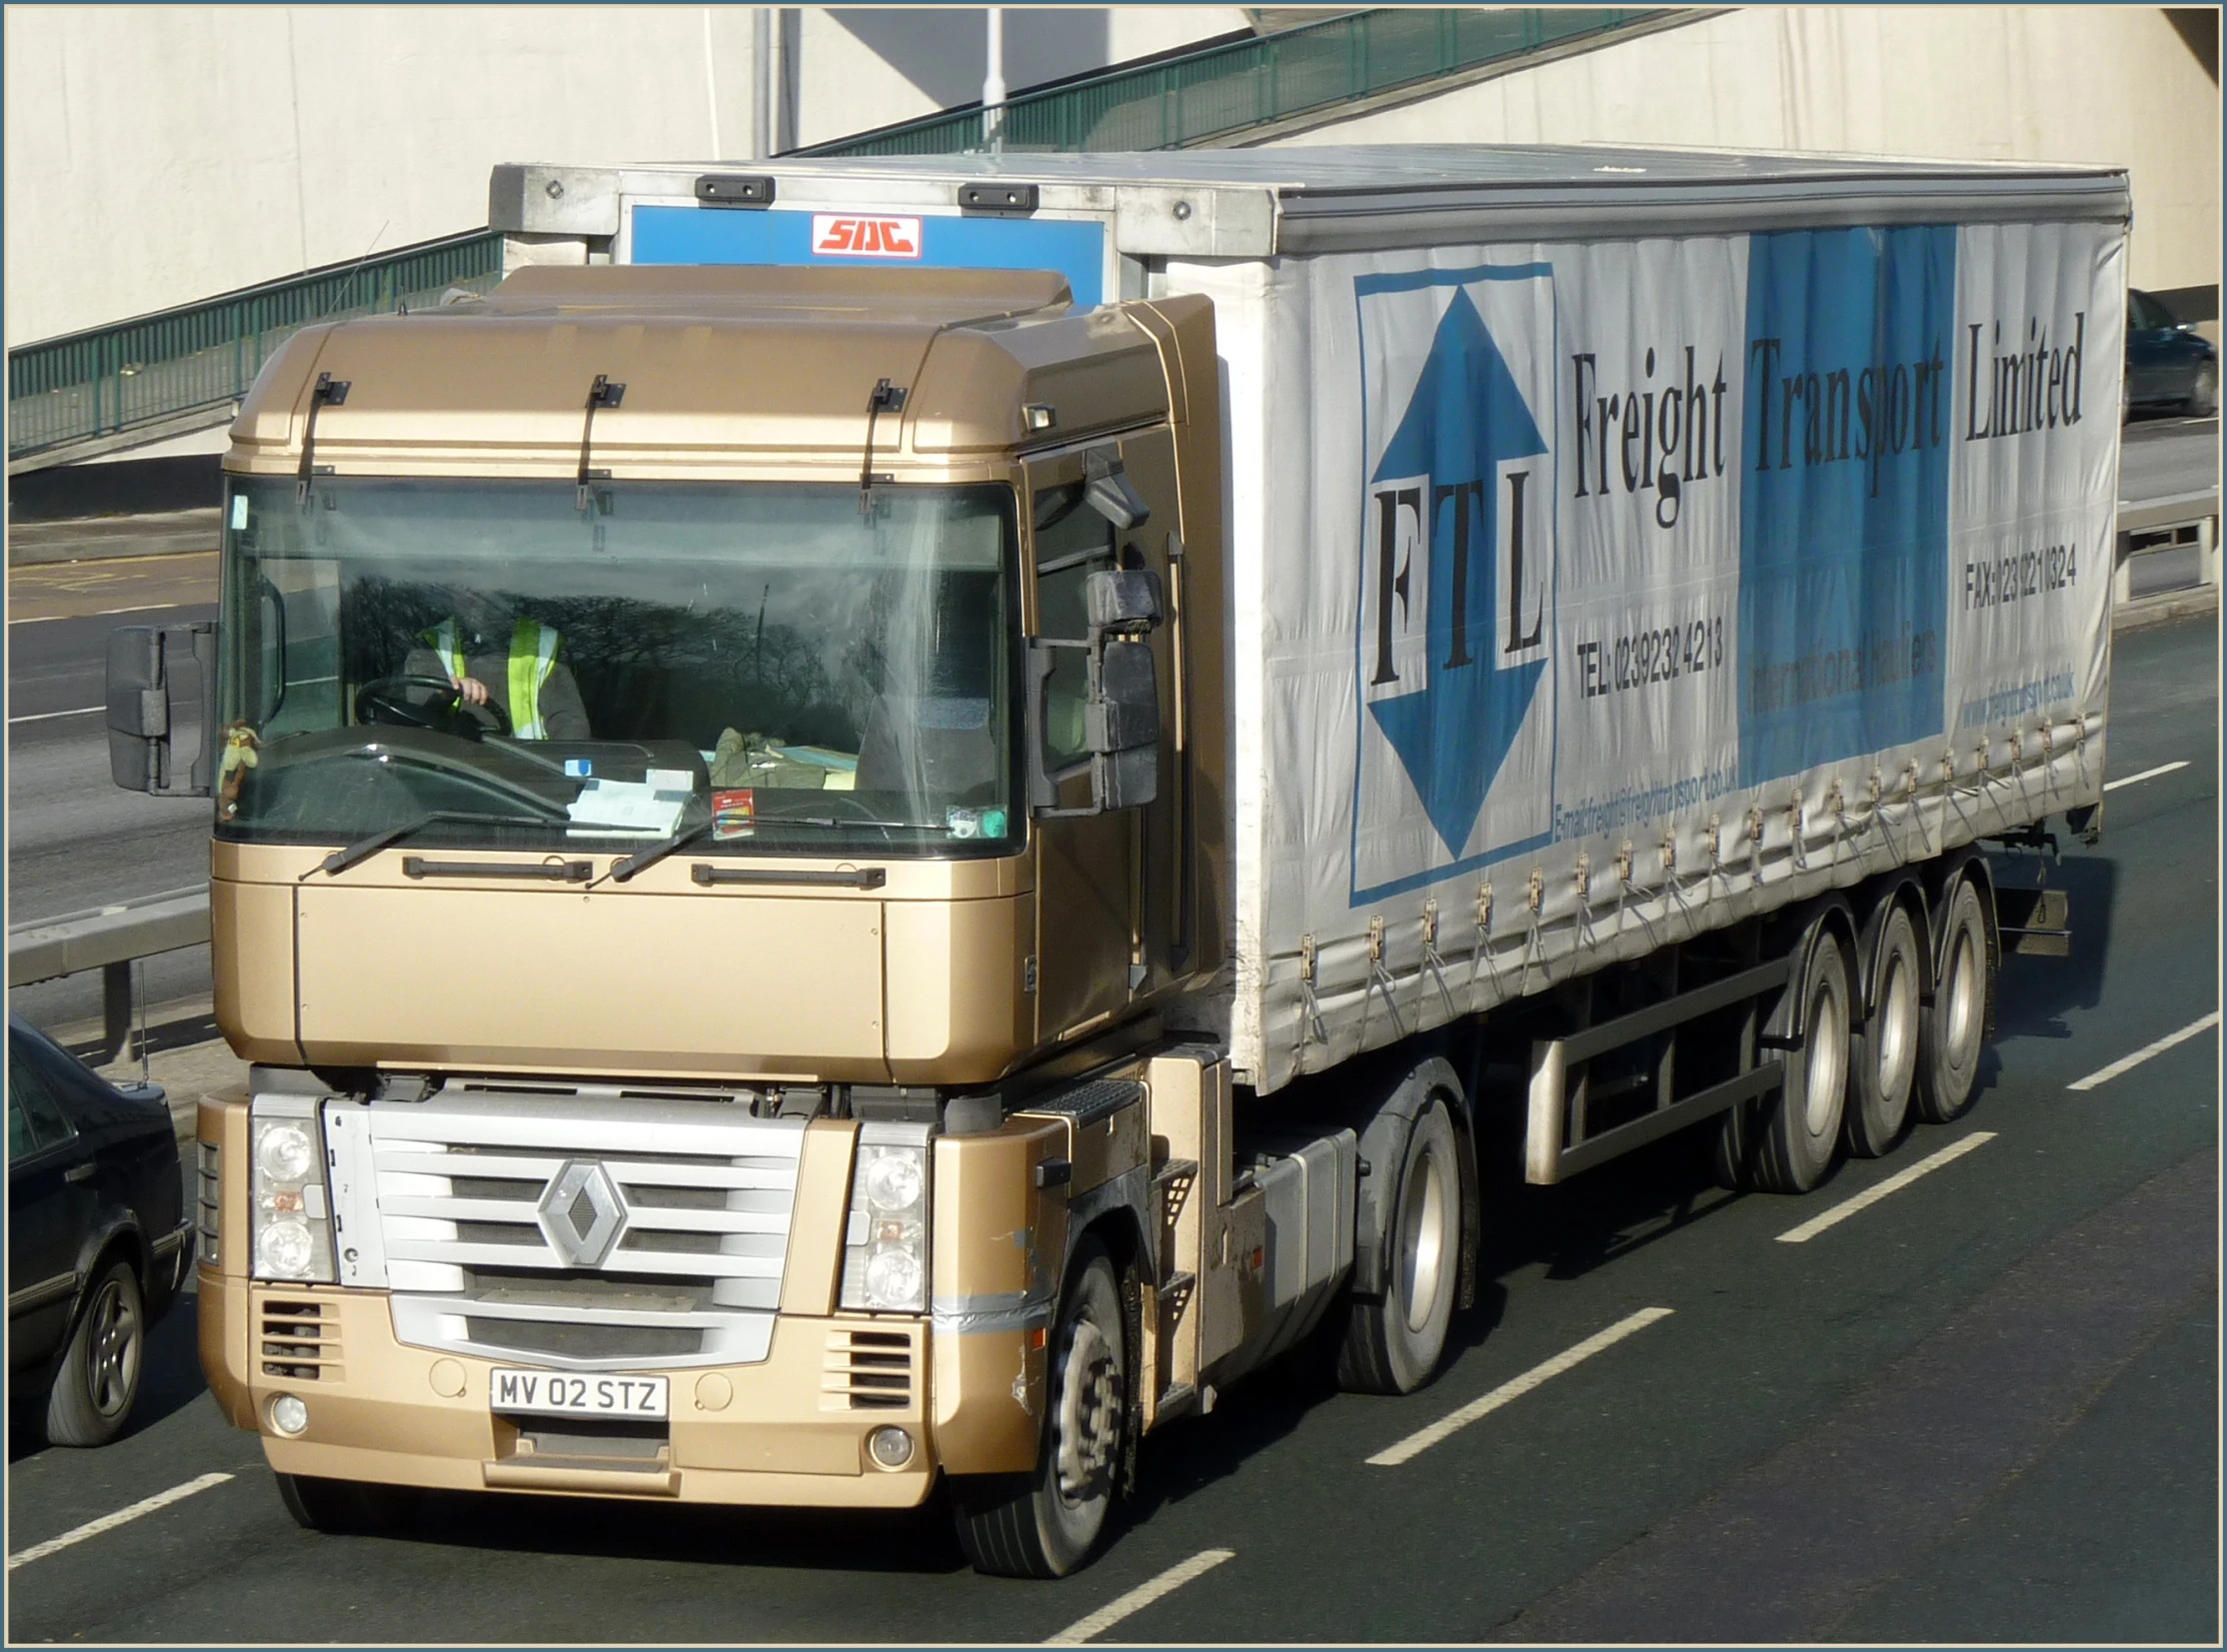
[
  {"left": 952, "top": 1240, "right": 1126, "bottom": 1578},
  {"left": 275, "top": 1473, "right": 417, "bottom": 1536}
]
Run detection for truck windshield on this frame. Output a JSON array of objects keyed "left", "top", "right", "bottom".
[{"left": 215, "top": 478, "right": 1019, "bottom": 858}]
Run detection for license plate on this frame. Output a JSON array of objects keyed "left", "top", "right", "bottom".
[{"left": 490, "top": 1368, "right": 669, "bottom": 1420}]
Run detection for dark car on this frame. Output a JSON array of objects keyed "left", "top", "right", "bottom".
[
  {"left": 2126, "top": 288, "right": 2217, "bottom": 419},
  {"left": 8, "top": 1013, "right": 192, "bottom": 1446}
]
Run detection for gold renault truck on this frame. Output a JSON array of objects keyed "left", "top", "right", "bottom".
[
  {"left": 107, "top": 151, "right": 2121, "bottom": 1577},
  {"left": 117, "top": 259, "right": 1335, "bottom": 1580}
]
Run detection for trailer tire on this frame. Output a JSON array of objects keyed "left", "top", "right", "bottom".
[
  {"left": 952, "top": 1239, "right": 1125, "bottom": 1579},
  {"left": 1845, "top": 902, "right": 1922, "bottom": 1158},
  {"left": 1915, "top": 876, "right": 1991, "bottom": 1124},
  {"left": 1337, "top": 1092, "right": 1460, "bottom": 1395},
  {"left": 275, "top": 1473, "right": 418, "bottom": 1535},
  {"left": 1751, "top": 930, "right": 1852, "bottom": 1193}
]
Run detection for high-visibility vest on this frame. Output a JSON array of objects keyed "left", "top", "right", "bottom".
[{"left": 421, "top": 618, "right": 561, "bottom": 740}]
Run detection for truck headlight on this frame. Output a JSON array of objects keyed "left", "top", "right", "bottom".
[
  {"left": 251, "top": 1097, "right": 335, "bottom": 1283},
  {"left": 841, "top": 1122, "right": 932, "bottom": 1314}
]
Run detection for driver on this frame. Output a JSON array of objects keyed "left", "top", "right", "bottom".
[{"left": 402, "top": 589, "right": 590, "bottom": 740}]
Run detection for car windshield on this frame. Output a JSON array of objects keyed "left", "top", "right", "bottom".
[{"left": 215, "top": 478, "right": 1019, "bottom": 858}]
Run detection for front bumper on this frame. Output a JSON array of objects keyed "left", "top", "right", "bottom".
[{"left": 204, "top": 1272, "right": 938, "bottom": 1508}]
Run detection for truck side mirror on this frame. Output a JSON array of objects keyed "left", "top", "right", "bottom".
[
  {"left": 107, "top": 624, "right": 217, "bottom": 797},
  {"left": 1088, "top": 639, "right": 1160, "bottom": 754},
  {"left": 1084, "top": 453, "right": 1149, "bottom": 531},
  {"left": 1024, "top": 635, "right": 1161, "bottom": 818},
  {"left": 1084, "top": 568, "right": 1163, "bottom": 632},
  {"left": 1089, "top": 640, "right": 1159, "bottom": 812}
]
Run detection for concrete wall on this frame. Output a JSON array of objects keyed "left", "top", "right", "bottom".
[
  {"left": 798, "top": 8, "right": 1248, "bottom": 149},
  {"left": 3, "top": 4, "right": 1245, "bottom": 348},
  {"left": 1260, "top": 7, "right": 2222, "bottom": 301}
]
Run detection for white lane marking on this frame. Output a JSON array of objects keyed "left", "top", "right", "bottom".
[
  {"left": 2104, "top": 761, "right": 2192, "bottom": 792},
  {"left": 2068, "top": 1012, "right": 2222, "bottom": 1092},
  {"left": 8, "top": 704, "right": 103, "bottom": 725},
  {"left": 6, "top": 603, "right": 203, "bottom": 626},
  {"left": 1775, "top": 1132, "right": 1997, "bottom": 1244},
  {"left": 1045, "top": 1548, "right": 1235, "bottom": 1645},
  {"left": 7, "top": 1472, "right": 234, "bottom": 1570},
  {"left": 1366, "top": 1307, "right": 1674, "bottom": 1468}
]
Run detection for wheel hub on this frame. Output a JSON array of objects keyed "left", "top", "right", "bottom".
[
  {"left": 1397, "top": 1141, "right": 1447, "bottom": 1334},
  {"left": 1054, "top": 1319, "right": 1119, "bottom": 1502},
  {"left": 88, "top": 1282, "right": 139, "bottom": 1417}
]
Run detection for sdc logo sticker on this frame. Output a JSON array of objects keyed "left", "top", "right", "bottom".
[{"left": 811, "top": 214, "right": 924, "bottom": 259}]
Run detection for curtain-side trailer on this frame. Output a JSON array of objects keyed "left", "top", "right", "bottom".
[{"left": 110, "top": 147, "right": 2124, "bottom": 1575}]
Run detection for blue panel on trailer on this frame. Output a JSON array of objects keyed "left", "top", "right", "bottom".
[
  {"left": 1736, "top": 224, "right": 1957, "bottom": 787},
  {"left": 630, "top": 206, "right": 1107, "bottom": 305}
]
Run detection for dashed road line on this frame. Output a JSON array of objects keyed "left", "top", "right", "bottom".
[
  {"left": 8, "top": 705, "right": 103, "bottom": 725},
  {"left": 1366, "top": 1307, "right": 1674, "bottom": 1467},
  {"left": 1045, "top": 1547, "right": 1236, "bottom": 1644},
  {"left": 7, "top": 1472, "right": 234, "bottom": 1571},
  {"left": 1775, "top": 1132, "right": 1997, "bottom": 1244},
  {"left": 2068, "top": 1011, "right": 2221, "bottom": 1092},
  {"left": 2103, "top": 761, "right": 2191, "bottom": 792}
]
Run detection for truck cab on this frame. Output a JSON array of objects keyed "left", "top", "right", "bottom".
[{"left": 132, "top": 263, "right": 1297, "bottom": 1578}]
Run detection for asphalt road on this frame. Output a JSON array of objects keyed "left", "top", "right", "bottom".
[{"left": 6, "top": 615, "right": 2215, "bottom": 1644}]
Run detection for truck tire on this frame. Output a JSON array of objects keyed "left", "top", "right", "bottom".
[
  {"left": 1750, "top": 930, "right": 1852, "bottom": 1193},
  {"left": 1915, "top": 876, "right": 1991, "bottom": 1123},
  {"left": 1845, "top": 902, "right": 1922, "bottom": 1158},
  {"left": 952, "top": 1240, "right": 1126, "bottom": 1578},
  {"left": 275, "top": 1473, "right": 418, "bottom": 1535},
  {"left": 45, "top": 1258, "right": 144, "bottom": 1447},
  {"left": 1338, "top": 1090, "right": 1461, "bottom": 1395}
]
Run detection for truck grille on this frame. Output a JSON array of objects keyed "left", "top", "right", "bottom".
[
  {"left": 197, "top": 1141, "right": 222, "bottom": 1260},
  {"left": 336, "top": 1087, "right": 808, "bottom": 1372},
  {"left": 822, "top": 1327, "right": 916, "bottom": 1410},
  {"left": 261, "top": 1298, "right": 341, "bottom": 1380}
]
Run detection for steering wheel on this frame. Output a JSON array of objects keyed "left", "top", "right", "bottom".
[{"left": 354, "top": 675, "right": 512, "bottom": 738}]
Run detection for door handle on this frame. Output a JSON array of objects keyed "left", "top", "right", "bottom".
[{"left": 64, "top": 1162, "right": 95, "bottom": 1184}]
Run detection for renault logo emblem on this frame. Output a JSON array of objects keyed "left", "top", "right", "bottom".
[{"left": 536, "top": 1160, "right": 628, "bottom": 1268}]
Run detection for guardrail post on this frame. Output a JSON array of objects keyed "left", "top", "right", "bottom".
[{"left": 101, "top": 961, "right": 134, "bottom": 1065}]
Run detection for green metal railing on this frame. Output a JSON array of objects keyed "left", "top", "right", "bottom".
[
  {"left": 801, "top": 7, "right": 1661, "bottom": 159},
  {"left": 7, "top": 228, "right": 505, "bottom": 462}
]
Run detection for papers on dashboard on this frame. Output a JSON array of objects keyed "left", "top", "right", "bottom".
[{"left": 566, "top": 777, "right": 690, "bottom": 836}]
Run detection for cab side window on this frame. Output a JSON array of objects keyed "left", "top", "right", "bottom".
[
  {"left": 1034, "top": 482, "right": 1117, "bottom": 770},
  {"left": 8, "top": 1048, "right": 76, "bottom": 1157}
]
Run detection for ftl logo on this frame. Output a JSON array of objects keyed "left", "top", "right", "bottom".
[
  {"left": 1352, "top": 265, "right": 1557, "bottom": 902},
  {"left": 811, "top": 215, "right": 924, "bottom": 259}
]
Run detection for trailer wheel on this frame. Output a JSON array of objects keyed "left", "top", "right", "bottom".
[
  {"left": 1845, "top": 902, "right": 1922, "bottom": 1158},
  {"left": 952, "top": 1239, "right": 1125, "bottom": 1578},
  {"left": 275, "top": 1473, "right": 417, "bottom": 1535},
  {"left": 1338, "top": 1090, "right": 1461, "bottom": 1395},
  {"left": 1751, "top": 930, "right": 1852, "bottom": 1193},
  {"left": 1915, "top": 876, "right": 1991, "bottom": 1123}
]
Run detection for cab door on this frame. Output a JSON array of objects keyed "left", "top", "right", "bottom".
[
  {"left": 1113, "top": 429, "right": 1185, "bottom": 995},
  {"left": 1027, "top": 451, "right": 1133, "bottom": 1043},
  {"left": 1025, "top": 436, "right": 1183, "bottom": 1042}
]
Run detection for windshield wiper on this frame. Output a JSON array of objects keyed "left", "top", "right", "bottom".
[
  {"left": 588, "top": 811, "right": 945, "bottom": 890},
  {"left": 598, "top": 819, "right": 713, "bottom": 887},
  {"left": 308, "top": 811, "right": 557, "bottom": 878},
  {"left": 762, "top": 814, "right": 943, "bottom": 831}
]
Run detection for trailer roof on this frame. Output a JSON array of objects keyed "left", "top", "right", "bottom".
[
  {"left": 494, "top": 146, "right": 2131, "bottom": 255},
  {"left": 543, "top": 144, "right": 2128, "bottom": 192}
]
